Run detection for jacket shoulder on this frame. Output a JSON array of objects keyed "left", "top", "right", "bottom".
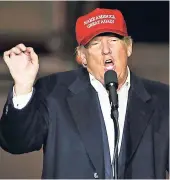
[
  {"left": 34, "top": 68, "right": 80, "bottom": 94},
  {"left": 142, "top": 78, "right": 169, "bottom": 97},
  {"left": 142, "top": 78, "right": 169, "bottom": 135},
  {"left": 142, "top": 78, "right": 169, "bottom": 110}
]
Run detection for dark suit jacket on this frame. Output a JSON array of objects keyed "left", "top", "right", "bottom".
[{"left": 0, "top": 67, "right": 169, "bottom": 179}]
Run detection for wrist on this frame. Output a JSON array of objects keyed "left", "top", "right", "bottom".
[{"left": 14, "top": 83, "right": 33, "bottom": 96}]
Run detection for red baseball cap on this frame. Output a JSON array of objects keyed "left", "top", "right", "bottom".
[{"left": 76, "top": 8, "right": 128, "bottom": 46}]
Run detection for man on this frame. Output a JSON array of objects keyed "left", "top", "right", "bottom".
[{"left": 0, "top": 8, "right": 169, "bottom": 179}]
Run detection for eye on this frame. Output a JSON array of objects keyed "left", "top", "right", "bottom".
[
  {"left": 109, "top": 38, "right": 119, "bottom": 44},
  {"left": 90, "top": 41, "right": 99, "bottom": 46},
  {"left": 110, "top": 38, "right": 118, "bottom": 42}
]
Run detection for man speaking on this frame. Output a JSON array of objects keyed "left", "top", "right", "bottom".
[{"left": 0, "top": 8, "right": 169, "bottom": 179}]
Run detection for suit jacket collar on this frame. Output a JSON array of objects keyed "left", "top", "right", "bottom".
[
  {"left": 68, "top": 67, "right": 91, "bottom": 94},
  {"left": 130, "top": 71, "right": 151, "bottom": 102},
  {"left": 67, "top": 67, "right": 151, "bottom": 99}
]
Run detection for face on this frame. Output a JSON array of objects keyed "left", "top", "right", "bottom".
[{"left": 79, "top": 34, "right": 132, "bottom": 88}]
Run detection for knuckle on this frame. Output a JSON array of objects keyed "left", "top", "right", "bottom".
[
  {"left": 3, "top": 50, "right": 9, "bottom": 57},
  {"left": 29, "top": 47, "right": 34, "bottom": 51},
  {"left": 3, "top": 51, "right": 7, "bottom": 56},
  {"left": 17, "top": 43, "right": 26, "bottom": 50},
  {"left": 18, "top": 43, "right": 24, "bottom": 47},
  {"left": 11, "top": 47, "right": 16, "bottom": 51}
]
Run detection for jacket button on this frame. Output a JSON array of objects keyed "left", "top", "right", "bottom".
[
  {"left": 94, "top": 172, "right": 99, "bottom": 179},
  {"left": 5, "top": 106, "right": 8, "bottom": 115}
]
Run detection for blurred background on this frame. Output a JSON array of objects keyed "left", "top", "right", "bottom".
[{"left": 0, "top": 1, "right": 169, "bottom": 178}]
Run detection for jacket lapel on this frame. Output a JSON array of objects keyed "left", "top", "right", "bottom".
[
  {"left": 67, "top": 68, "right": 104, "bottom": 178},
  {"left": 124, "top": 73, "right": 155, "bottom": 173}
]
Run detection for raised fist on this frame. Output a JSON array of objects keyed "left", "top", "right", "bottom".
[{"left": 3, "top": 44, "right": 39, "bottom": 95}]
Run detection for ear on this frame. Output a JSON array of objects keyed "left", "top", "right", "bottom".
[
  {"left": 76, "top": 46, "right": 87, "bottom": 65},
  {"left": 81, "top": 53, "right": 87, "bottom": 66}
]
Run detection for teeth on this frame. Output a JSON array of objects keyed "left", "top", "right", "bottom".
[{"left": 105, "top": 59, "right": 112, "bottom": 64}]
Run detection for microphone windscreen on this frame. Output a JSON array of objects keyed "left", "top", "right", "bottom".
[{"left": 104, "top": 70, "right": 118, "bottom": 88}]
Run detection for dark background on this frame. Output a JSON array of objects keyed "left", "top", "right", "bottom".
[{"left": 100, "top": 1, "right": 169, "bottom": 43}]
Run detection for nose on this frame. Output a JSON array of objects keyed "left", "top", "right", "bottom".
[{"left": 101, "top": 42, "right": 112, "bottom": 55}]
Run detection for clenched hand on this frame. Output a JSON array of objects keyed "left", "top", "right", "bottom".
[{"left": 3, "top": 44, "right": 39, "bottom": 95}]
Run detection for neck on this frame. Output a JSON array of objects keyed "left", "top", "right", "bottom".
[{"left": 117, "top": 70, "right": 128, "bottom": 91}]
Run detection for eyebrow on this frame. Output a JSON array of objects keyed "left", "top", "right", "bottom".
[{"left": 84, "top": 34, "right": 123, "bottom": 48}]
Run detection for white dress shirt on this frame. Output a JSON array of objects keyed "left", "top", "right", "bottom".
[
  {"left": 13, "top": 68, "right": 130, "bottom": 165},
  {"left": 89, "top": 68, "right": 130, "bottom": 163}
]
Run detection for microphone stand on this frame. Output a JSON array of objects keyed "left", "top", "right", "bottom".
[
  {"left": 111, "top": 104, "right": 119, "bottom": 179},
  {"left": 104, "top": 70, "right": 119, "bottom": 179}
]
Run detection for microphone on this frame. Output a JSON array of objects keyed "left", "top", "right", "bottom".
[
  {"left": 104, "top": 70, "right": 118, "bottom": 110},
  {"left": 104, "top": 70, "right": 119, "bottom": 179}
]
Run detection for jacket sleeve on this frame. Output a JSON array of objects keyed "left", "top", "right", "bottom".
[{"left": 0, "top": 78, "right": 50, "bottom": 154}]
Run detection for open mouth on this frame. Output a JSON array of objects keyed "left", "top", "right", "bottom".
[{"left": 104, "top": 59, "right": 115, "bottom": 71}]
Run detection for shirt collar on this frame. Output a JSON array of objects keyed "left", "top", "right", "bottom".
[
  {"left": 89, "top": 67, "right": 131, "bottom": 93},
  {"left": 120, "top": 66, "right": 131, "bottom": 92}
]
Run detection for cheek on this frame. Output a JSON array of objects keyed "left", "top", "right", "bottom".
[
  {"left": 87, "top": 59, "right": 104, "bottom": 74},
  {"left": 114, "top": 47, "right": 128, "bottom": 64},
  {"left": 86, "top": 52, "right": 105, "bottom": 79},
  {"left": 119, "top": 50, "right": 127, "bottom": 65},
  {"left": 113, "top": 48, "right": 128, "bottom": 74},
  {"left": 87, "top": 51, "right": 103, "bottom": 67}
]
